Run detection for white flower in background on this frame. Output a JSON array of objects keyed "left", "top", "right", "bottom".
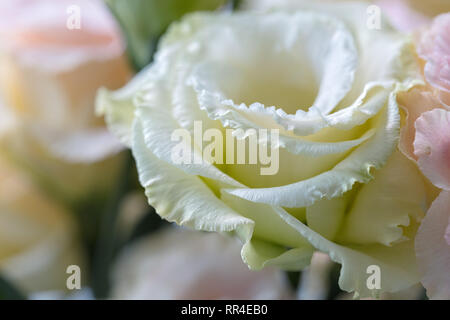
[
  {"left": 99, "top": 0, "right": 429, "bottom": 298},
  {"left": 0, "top": 158, "right": 82, "bottom": 294},
  {"left": 111, "top": 228, "right": 292, "bottom": 299},
  {"left": 297, "top": 252, "right": 333, "bottom": 300},
  {"left": 376, "top": 0, "right": 450, "bottom": 32},
  {"left": 388, "top": 0, "right": 450, "bottom": 19},
  {"left": 244, "top": 0, "right": 450, "bottom": 32},
  {"left": 0, "top": 0, "right": 132, "bottom": 203}
]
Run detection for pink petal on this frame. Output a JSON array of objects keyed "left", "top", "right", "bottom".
[
  {"left": 0, "top": 0, "right": 124, "bottom": 72},
  {"left": 416, "top": 191, "right": 450, "bottom": 299},
  {"left": 414, "top": 109, "right": 450, "bottom": 190},
  {"left": 398, "top": 88, "right": 441, "bottom": 161},
  {"left": 111, "top": 229, "right": 292, "bottom": 299},
  {"left": 437, "top": 88, "right": 450, "bottom": 108},
  {"left": 418, "top": 13, "right": 450, "bottom": 99},
  {"left": 446, "top": 223, "right": 450, "bottom": 246},
  {"left": 423, "top": 55, "right": 450, "bottom": 93},
  {"left": 377, "top": 0, "right": 430, "bottom": 32}
]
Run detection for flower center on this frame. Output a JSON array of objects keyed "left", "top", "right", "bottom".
[{"left": 190, "top": 12, "right": 357, "bottom": 116}]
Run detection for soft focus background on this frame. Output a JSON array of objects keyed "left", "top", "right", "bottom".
[{"left": 0, "top": 0, "right": 447, "bottom": 300}]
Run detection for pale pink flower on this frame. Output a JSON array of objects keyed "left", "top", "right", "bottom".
[
  {"left": 0, "top": 0, "right": 124, "bottom": 72},
  {"left": 398, "top": 13, "right": 450, "bottom": 299},
  {"left": 377, "top": 0, "right": 430, "bottom": 33},
  {"left": 413, "top": 108, "right": 450, "bottom": 299},
  {"left": 0, "top": 0, "right": 132, "bottom": 203},
  {"left": 0, "top": 0, "right": 131, "bottom": 163},
  {"left": 111, "top": 228, "right": 292, "bottom": 299},
  {"left": 415, "top": 190, "right": 450, "bottom": 299},
  {"left": 418, "top": 13, "right": 450, "bottom": 107}
]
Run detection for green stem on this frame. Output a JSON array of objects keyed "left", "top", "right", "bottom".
[
  {"left": 91, "top": 152, "right": 133, "bottom": 299},
  {"left": 0, "top": 274, "right": 26, "bottom": 300}
]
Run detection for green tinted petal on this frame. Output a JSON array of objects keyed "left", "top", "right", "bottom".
[
  {"left": 242, "top": 239, "right": 313, "bottom": 271},
  {"left": 273, "top": 207, "right": 420, "bottom": 298},
  {"left": 337, "top": 150, "right": 427, "bottom": 246},
  {"left": 306, "top": 194, "right": 347, "bottom": 241}
]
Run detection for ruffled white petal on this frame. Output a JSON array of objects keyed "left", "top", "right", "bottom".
[
  {"left": 271, "top": 206, "right": 420, "bottom": 298},
  {"left": 225, "top": 90, "right": 401, "bottom": 207},
  {"left": 132, "top": 119, "right": 313, "bottom": 269}
]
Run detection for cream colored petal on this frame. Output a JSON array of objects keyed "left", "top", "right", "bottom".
[
  {"left": 337, "top": 150, "right": 427, "bottom": 246},
  {"left": 132, "top": 118, "right": 313, "bottom": 270},
  {"left": 225, "top": 90, "right": 401, "bottom": 208},
  {"left": 132, "top": 119, "right": 250, "bottom": 233},
  {"left": 273, "top": 207, "right": 420, "bottom": 298},
  {"left": 96, "top": 64, "right": 153, "bottom": 146}
]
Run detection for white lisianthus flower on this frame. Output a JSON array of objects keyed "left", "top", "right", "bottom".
[
  {"left": 0, "top": 158, "right": 82, "bottom": 294},
  {"left": 98, "top": 1, "right": 430, "bottom": 297},
  {"left": 0, "top": 0, "right": 132, "bottom": 204},
  {"left": 112, "top": 228, "right": 291, "bottom": 299}
]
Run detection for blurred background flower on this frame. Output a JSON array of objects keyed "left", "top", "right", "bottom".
[
  {"left": 376, "top": 0, "right": 450, "bottom": 32},
  {"left": 385, "top": 0, "right": 450, "bottom": 20},
  {"left": 0, "top": 0, "right": 132, "bottom": 207},
  {"left": 0, "top": 157, "right": 82, "bottom": 295},
  {"left": 397, "top": 12, "right": 450, "bottom": 300},
  {"left": 244, "top": 0, "right": 450, "bottom": 33},
  {"left": 417, "top": 13, "right": 450, "bottom": 106},
  {"left": 112, "top": 228, "right": 292, "bottom": 299}
]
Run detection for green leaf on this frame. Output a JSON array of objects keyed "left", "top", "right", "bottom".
[
  {"left": 91, "top": 152, "right": 134, "bottom": 299},
  {"left": 105, "top": 0, "right": 226, "bottom": 71},
  {"left": 128, "top": 206, "right": 170, "bottom": 243},
  {"left": 0, "top": 274, "right": 26, "bottom": 300}
]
